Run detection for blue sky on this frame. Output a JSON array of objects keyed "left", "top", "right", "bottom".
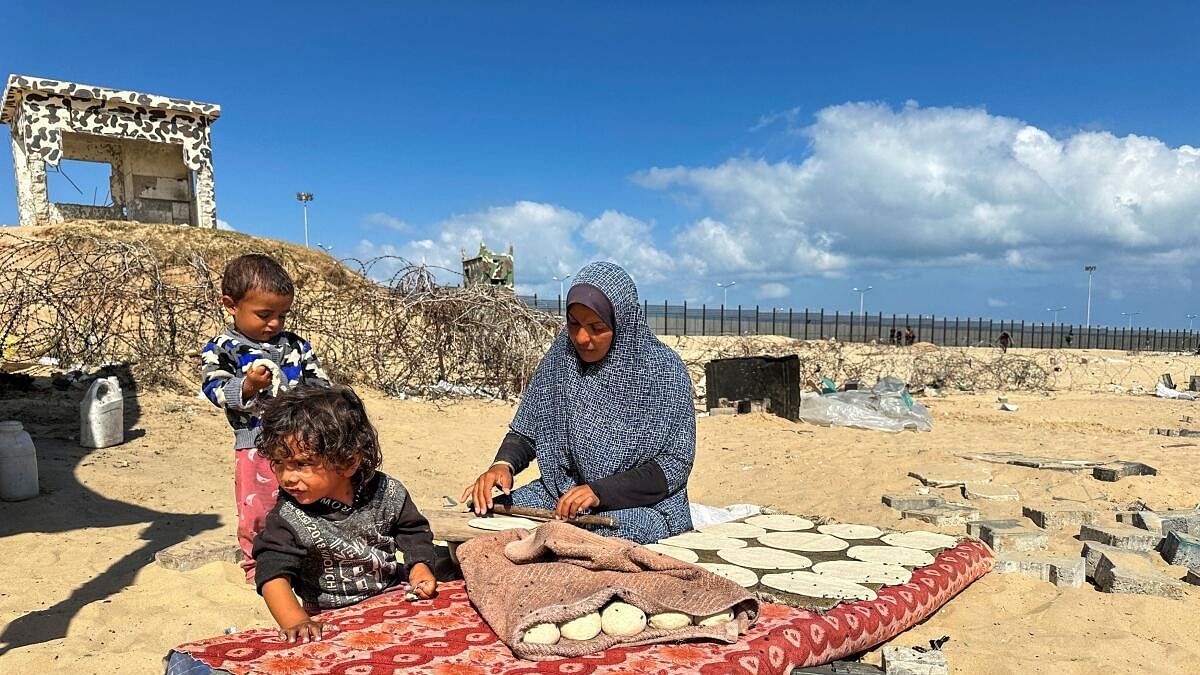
[{"left": 3, "top": 2, "right": 1199, "bottom": 327}]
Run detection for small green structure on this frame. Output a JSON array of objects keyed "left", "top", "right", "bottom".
[{"left": 461, "top": 243, "right": 515, "bottom": 288}]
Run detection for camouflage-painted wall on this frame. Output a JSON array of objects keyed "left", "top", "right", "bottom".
[
  {"left": 1, "top": 75, "right": 221, "bottom": 228},
  {"left": 461, "top": 243, "right": 515, "bottom": 288}
]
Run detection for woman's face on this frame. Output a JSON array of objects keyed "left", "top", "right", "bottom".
[{"left": 567, "top": 303, "right": 614, "bottom": 363}]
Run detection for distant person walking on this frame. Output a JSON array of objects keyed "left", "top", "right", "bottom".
[
  {"left": 903, "top": 325, "right": 916, "bottom": 346},
  {"left": 998, "top": 331, "right": 1012, "bottom": 353},
  {"left": 1065, "top": 329, "right": 1073, "bottom": 348}
]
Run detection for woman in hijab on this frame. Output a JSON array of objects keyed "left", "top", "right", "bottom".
[{"left": 461, "top": 262, "right": 695, "bottom": 543}]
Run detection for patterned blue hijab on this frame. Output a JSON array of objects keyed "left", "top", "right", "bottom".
[{"left": 511, "top": 262, "right": 695, "bottom": 531}]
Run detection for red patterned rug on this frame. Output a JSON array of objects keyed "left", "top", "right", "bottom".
[{"left": 170, "top": 541, "right": 991, "bottom": 675}]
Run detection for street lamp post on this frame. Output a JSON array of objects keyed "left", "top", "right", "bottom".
[
  {"left": 1120, "top": 311, "right": 1141, "bottom": 328},
  {"left": 1084, "top": 265, "right": 1097, "bottom": 327},
  {"left": 716, "top": 281, "right": 737, "bottom": 307},
  {"left": 315, "top": 242, "right": 333, "bottom": 255},
  {"left": 1046, "top": 305, "right": 1067, "bottom": 322},
  {"left": 296, "top": 192, "right": 314, "bottom": 247},
  {"left": 1188, "top": 313, "right": 1199, "bottom": 331},
  {"left": 552, "top": 274, "right": 572, "bottom": 314},
  {"left": 851, "top": 286, "right": 873, "bottom": 314}
]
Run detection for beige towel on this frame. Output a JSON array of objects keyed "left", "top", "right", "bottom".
[{"left": 457, "top": 521, "right": 759, "bottom": 660}]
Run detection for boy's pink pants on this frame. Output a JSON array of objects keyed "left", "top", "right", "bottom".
[{"left": 234, "top": 447, "right": 279, "bottom": 582}]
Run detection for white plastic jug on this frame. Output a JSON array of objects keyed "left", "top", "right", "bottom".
[
  {"left": 0, "top": 420, "right": 39, "bottom": 501},
  {"left": 81, "top": 376, "right": 124, "bottom": 448}
]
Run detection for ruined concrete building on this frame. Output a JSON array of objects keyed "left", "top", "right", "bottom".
[
  {"left": 1, "top": 74, "right": 221, "bottom": 228},
  {"left": 461, "top": 243, "right": 515, "bottom": 288}
]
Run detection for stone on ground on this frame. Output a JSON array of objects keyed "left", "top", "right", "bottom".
[
  {"left": 908, "top": 465, "right": 992, "bottom": 488},
  {"left": 1079, "top": 523, "right": 1164, "bottom": 552},
  {"left": 980, "top": 524, "right": 1049, "bottom": 553},
  {"left": 1160, "top": 531, "right": 1200, "bottom": 568},
  {"left": 901, "top": 503, "right": 981, "bottom": 527},
  {"left": 993, "top": 554, "right": 1086, "bottom": 588},
  {"left": 1186, "top": 569, "right": 1200, "bottom": 586},
  {"left": 1021, "top": 505, "right": 1104, "bottom": 529},
  {"left": 882, "top": 494, "right": 945, "bottom": 510},
  {"left": 882, "top": 646, "right": 948, "bottom": 675},
  {"left": 1092, "top": 461, "right": 1157, "bottom": 482},
  {"left": 1093, "top": 550, "right": 1183, "bottom": 599},
  {"left": 1081, "top": 541, "right": 1151, "bottom": 580},
  {"left": 962, "top": 483, "right": 1019, "bottom": 501},
  {"left": 155, "top": 536, "right": 243, "bottom": 571},
  {"left": 966, "top": 518, "right": 1025, "bottom": 539}
]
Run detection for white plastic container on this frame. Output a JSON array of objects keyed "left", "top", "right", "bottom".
[
  {"left": 0, "top": 420, "right": 39, "bottom": 501},
  {"left": 81, "top": 376, "right": 124, "bottom": 448}
]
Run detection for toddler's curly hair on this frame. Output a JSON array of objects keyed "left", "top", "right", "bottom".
[{"left": 258, "top": 386, "right": 382, "bottom": 477}]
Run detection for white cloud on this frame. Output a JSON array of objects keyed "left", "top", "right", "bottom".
[
  {"left": 580, "top": 210, "right": 674, "bottom": 283},
  {"left": 364, "top": 212, "right": 411, "bottom": 231},
  {"left": 636, "top": 101, "right": 1200, "bottom": 275},
  {"left": 987, "top": 297, "right": 1008, "bottom": 308},
  {"left": 758, "top": 282, "right": 790, "bottom": 299},
  {"left": 215, "top": 219, "right": 234, "bottom": 231}
]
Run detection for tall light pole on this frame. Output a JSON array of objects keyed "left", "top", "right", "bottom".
[
  {"left": 1046, "top": 305, "right": 1066, "bottom": 322},
  {"left": 552, "top": 274, "right": 572, "bottom": 315},
  {"left": 296, "top": 192, "right": 314, "bottom": 247},
  {"left": 1120, "top": 311, "right": 1141, "bottom": 328},
  {"left": 717, "top": 281, "right": 737, "bottom": 307},
  {"left": 1188, "top": 313, "right": 1199, "bottom": 331},
  {"left": 1084, "top": 265, "right": 1097, "bottom": 327},
  {"left": 315, "top": 242, "right": 333, "bottom": 254},
  {"left": 851, "top": 286, "right": 873, "bottom": 314}
]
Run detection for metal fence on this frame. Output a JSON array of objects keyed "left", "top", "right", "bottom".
[{"left": 520, "top": 295, "right": 1200, "bottom": 353}]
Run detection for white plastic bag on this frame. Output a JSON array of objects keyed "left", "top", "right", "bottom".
[{"left": 797, "top": 377, "right": 932, "bottom": 432}]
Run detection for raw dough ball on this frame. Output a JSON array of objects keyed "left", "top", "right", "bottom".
[
  {"left": 648, "top": 611, "right": 692, "bottom": 630},
  {"left": 522, "top": 622, "right": 560, "bottom": 644},
  {"left": 695, "top": 610, "right": 734, "bottom": 627},
  {"left": 601, "top": 602, "right": 647, "bottom": 637},
  {"left": 559, "top": 612, "right": 602, "bottom": 641}
]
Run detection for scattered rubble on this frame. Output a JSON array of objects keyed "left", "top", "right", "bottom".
[
  {"left": 882, "top": 494, "right": 945, "bottom": 510},
  {"left": 1022, "top": 505, "right": 1104, "bottom": 530},
  {"left": 979, "top": 523, "right": 1048, "bottom": 553},
  {"left": 1093, "top": 549, "right": 1183, "bottom": 599},
  {"left": 1160, "top": 531, "right": 1200, "bottom": 568},
  {"left": 1079, "top": 523, "right": 1163, "bottom": 552},
  {"left": 882, "top": 646, "right": 948, "bottom": 675},
  {"left": 1092, "top": 461, "right": 1157, "bottom": 482},
  {"left": 962, "top": 483, "right": 1019, "bottom": 501},
  {"left": 993, "top": 554, "right": 1086, "bottom": 588},
  {"left": 907, "top": 465, "right": 992, "bottom": 488},
  {"left": 155, "top": 536, "right": 243, "bottom": 572},
  {"left": 902, "top": 503, "right": 981, "bottom": 527}
]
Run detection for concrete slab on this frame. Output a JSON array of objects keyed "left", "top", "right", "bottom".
[
  {"left": 882, "top": 494, "right": 945, "bottom": 510},
  {"left": 1186, "top": 569, "right": 1200, "bottom": 586},
  {"left": 1158, "top": 510, "right": 1200, "bottom": 536},
  {"left": 1160, "top": 531, "right": 1200, "bottom": 568},
  {"left": 993, "top": 554, "right": 1086, "bottom": 588},
  {"left": 1023, "top": 505, "right": 1105, "bottom": 530},
  {"left": 155, "top": 536, "right": 243, "bottom": 572},
  {"left": 1093, "top": 550, "right": 1183, "bottom": 599},
  {"left": 908, "top": 465, "right": 992, "bottom": 488},
  {"left": 882, "top": 646, "right": 949, "bottom": 675},
  {"left": 966, "top": 518, "right": 1025, "bottom": 539},
  {"left": 1081, "top": 541, "right": 1150, "bottom": 580},
  {"left": 1079, "top": 523, "right": 1164, "bottom": 552},
  {"left": 980, "top": 524, "right": 1049, "bottom": 553},
  {"left": 962, "top": 483, "right": 1020, "bottom": 501},
  {"left": 1093, "top": 461, "right": 1157, "bottom": 482},
  {"left": 901, "top": 503, "right": 981, "bottom": 527}
]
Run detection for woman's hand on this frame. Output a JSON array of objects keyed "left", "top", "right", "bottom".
[
  {"left": 280, "top": 619, "right": 325, "bottom": 643},
  {"left": 555, "top": 485, "right": 600, "bottom": 521},
  {"left": 461, "top": 463, "right": 514, "bottom": 515},
  {"left": 408, "top": 562, "right": 438, "bottom": 599}
]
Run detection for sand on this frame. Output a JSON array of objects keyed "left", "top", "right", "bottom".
[{"left": 2, "top": 346, "right": 1199, "bottom": 673}]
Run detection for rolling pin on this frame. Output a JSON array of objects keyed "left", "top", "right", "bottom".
[{"left": 469, "top": 501, "right": 618, "bottom": 528}]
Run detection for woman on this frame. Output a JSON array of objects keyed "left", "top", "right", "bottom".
[{"left": 462, "top": 262, "right": 695, "bottom": 543}]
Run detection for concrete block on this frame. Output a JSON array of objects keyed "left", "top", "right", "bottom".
[
  {"left": 1093, "top": 550, "right": 1183, "bottom": 599},
  {"left": 1081, "top": 541, "right": 1151, "bottom": 580},
  {"left": 155, "top": 536, "right": 243, "bottom": 572},
  {"left": 1158, "top": 510, "right": 1200, "bottom": 536},
  {"left": 708, "top": 406, "right": 736, "bottom": 416},
  {"left": 1022, "top": 505, "right": 1104, "bottom": 529},
  {"left": 993, "top": 554, "right": 1086, "bottom": 588},
  {"left": 1115, "top": 511, "right": 1140, "bottom": 526},
  {"left": 962, "top": 483, "right": 1020, "bottom": 501},
  {"left": 882, "top": 494, "right": 945, "bottom": 510},
  {"left": 882, "top": 646, "right": 948, "bottom": 675},
  {"left": 901, "top": 503, "right": 981, "bottom": 527},
  {"left": 1092, "top": 461, "right": 1157, "bottom": 482},
  {"left": 908, "top": 465, "right": 992, "bottom": 488},
  {"left": 980, "top": 524, "right": 1049, "bottom": 553},
  {"left": 1079, "top": 523, "right": 1164, "bottom": 552},
  {"left": 1186, "top": 568, "right": 1200, "bottom": 586},
  {"left": 966, "top": 518, "right": 1024, "bottom": 539},
  {"left": 1160, "top": 531, "right": 1200, "bottom": 568},
  {"left": 1134, "top": 511, "right": 1164, "bottom": 533}
]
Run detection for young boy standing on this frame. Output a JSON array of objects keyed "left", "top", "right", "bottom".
[
  {"left": 200, "top": 254, "right": 330, "bottom": 582},
  {"left": 253, "top": 386, "right": 438, "bottom": 642}
]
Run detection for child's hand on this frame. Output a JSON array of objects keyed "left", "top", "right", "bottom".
[
  {"left": 408, "top": 562, "right": 437, "bottom": 599},
  {"left": 280, "top": 618, "right": 325, "bottom": 643},
  {"left": 245, "top": 364, "right": 273, "bottom": 394}
]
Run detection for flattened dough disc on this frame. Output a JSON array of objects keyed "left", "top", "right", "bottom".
[
  {"left": 697, "top": 562, "right": 759, "bottom": 588},
  {"left": 811, "top": 560, "right": 913, "bottom": 585},
  {"left": 698, "top": 522, "right": 768, "bottom": 538},
  {"left": 717, "top": 547, "right": 812, "bottom": 570},
  {"left": 658, "top": 532, "right": 748, "bottom": 551},
  {"left": 760, "top": 570, "right": 877, "bottom": 601},
  {"left": 816, "top": 524, "right": 884, "bottom": 540},
  {"left": 643, "top": 543, "right": 700, "bottom": 563},
  {"left": 468, "top": 516, "right": 541, "bottom": 531},
  {"left": 880, "top": 531, "right": 958, "bottom": 551},
  {"left": 846, "top": 545, "right": 935, "bottom": 567},
  {"left": 744, "top": 514, "right": 815, "bottom": 531},
  {"left": 758, "top": 531, "right": 849, "bottom": 552}
]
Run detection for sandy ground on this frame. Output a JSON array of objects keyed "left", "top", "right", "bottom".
[{"left": 2, "top": 346, "right": 1199, "bottom": 674}]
